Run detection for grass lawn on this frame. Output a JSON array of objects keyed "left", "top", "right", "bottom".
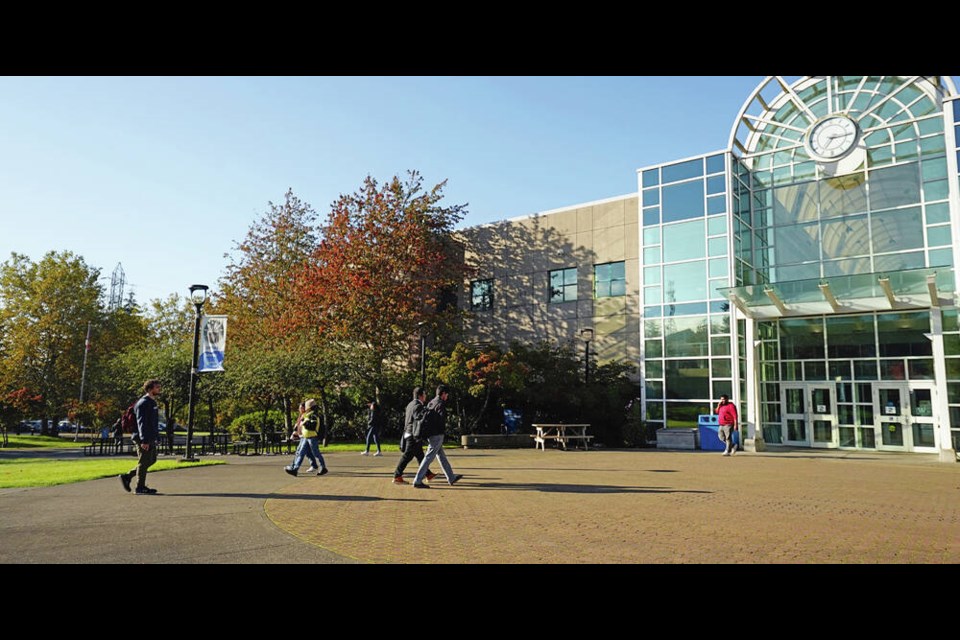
[
  {"left": 1, "top": 434, "right": 87, "bottom": 449},
  {"left": 0, "top": 457, "right": 225, "bottom": 489}
]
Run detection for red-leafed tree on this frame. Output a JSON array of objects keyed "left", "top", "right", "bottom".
[
  {"left": 292, "top": 171, "right": 470, "bottom": 397},
  {"left": 218, "top": 189, "right": 320, "bottom": 347}
]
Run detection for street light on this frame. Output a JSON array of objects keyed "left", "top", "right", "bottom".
[
  {"left": 418, "top": 321, "right": 427, "bottom": 390},
  {"left": 183, "top": 284, "right": 208, "bottom": 462},
  {"left": 580, "top": 327, "right": 594, "bottom": 384}
]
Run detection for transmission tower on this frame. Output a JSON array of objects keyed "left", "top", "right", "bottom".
[{"left": 108, "top": 263, "right": 125, "bottom": 311}]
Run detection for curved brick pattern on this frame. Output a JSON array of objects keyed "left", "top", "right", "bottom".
[{"left": 265, "top": 448, "right": 960, "bottom": 564}]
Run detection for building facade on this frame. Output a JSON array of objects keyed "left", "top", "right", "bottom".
[{"left": 459, "top": 76, "right": 959, "bottom": 462}]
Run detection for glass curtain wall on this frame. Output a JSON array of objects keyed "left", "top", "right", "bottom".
[{"left": 641, "top": 153, "right": 734, "bottom": 428}]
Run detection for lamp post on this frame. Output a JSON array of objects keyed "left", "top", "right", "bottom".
[
  {"left": 580, "top": 328, "right": 594, "bottom": 384},
  {"left": 418, "top": 321, "right": 426, "bottom": 390},
  {"left": 183, "top": 284, "right": 208, "bottom": 462}
]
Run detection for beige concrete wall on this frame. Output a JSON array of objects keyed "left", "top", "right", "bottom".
[{"left": 458, "top": 195, "right": 640, "bottom": 376}]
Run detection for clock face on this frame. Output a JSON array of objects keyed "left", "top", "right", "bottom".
[{"left": 807, "top": 115, "right": 859, "bottom": 161}]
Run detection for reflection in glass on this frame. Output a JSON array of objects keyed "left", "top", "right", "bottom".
[
  {"left": 877, "top": 312, "right": 931, "bottom": 357},
  {"left": 869, "top": 163, "right": 921, "bottom": 210},
  {"left": 911, "top": 388, "right": 933, "bottom": 417},
  {"left": 665, "top": 401, "right": 711, "bottom": 427},
  {"left": 821, "top": 216, "right": 869, "bottom": 259},
  {"left": 912, "top": 423, "right": 935, "bottom": 447},
  {"left": 665, "top": 360, "right": 710, "bottom": 400},
  {"left": 813, "top": 420, "right": 832, "bottom": 443},
  {"left": 664, "top": 317, "right": 709, "bottom": 357},
  {"left": 811, "top": 388, "right": 831, "bottom": 413},
  {"left": 838, "top": 405, "right": 855, "bottom": 425},
  {"left": 663, "top": 262, "right": 707, "bottom": 303},
  {"left": 820, "top": 173, "right": 867, "bottom": 217},
  {"left": 879, "top": 388, "right": 901, "bottom": 415},
  {"left": 857, "top": 404, "right": 874, "bottom": 426},
  {"left": 780, "top": 318, "right": 825, "bottom": 359},
  {"left": 663, "top": 220, "right": 705, "bottom": 262},
  {"left": 880, "top": 359, "right": 907, "bottom": 380},
  {"left": 872, "top": 208, "right": 924, "bottom": 253},
  {"left": 645, "top": 381, "right": 663, "bottom": 399},
  {"left": 787, "top": 419, "right": 806, "bottom": 441},
  {"left": 662, "top": 181, "right": 705, "bottom": 223},
  {"left": 804, "top": 361, "right": 826, "bottom": 380},
  {"left": 839, "top": 426, "right": 856, "bottom": 447},
  {"left": 881, "top": 421, "right": 904, "bottom": 446},
  {"left": 785, "top": 388, "right": 804, "bottom": 413},
  {"left": 826, "top": 315, "right": 876, "bottom": 358}
]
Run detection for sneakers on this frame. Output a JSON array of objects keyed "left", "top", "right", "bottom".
[
  {"left": 722, "top": 451, "right": 731, "bottom": 456},
  {"left": 360, "top": 451, "right": 369, "bottom": 456},
  {"left": 425, "top": 471, "right": 437, "bottom": 481},
  {"left": 318, "top": 468, "right": 328, "bottom": 476},
  {"left": 449, "top": 474, "right": 464, "bottom": 485},
  {"left": 284, "top": 466, "right": 298, "bottom": 476},
  {"left": 119, "top": 474, "right": 131, "bottom": 493},
  {"left": 373, "top": 451, "right": 382, "bottom": 457},
  {"left": 393, "top": 476, "right": 407, "bottom": 484},
  {"left": 135, "top": 487, "right": 158, "bottom": 495},
  {"left": 306, "top": 466, "right": 319, "bottom": 474},
  {"left": 412, "top": 483, "right": 430, "bottom": 489}
]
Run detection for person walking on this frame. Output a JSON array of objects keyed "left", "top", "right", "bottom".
[
  {"left": 716, "top": 394, "right": 739, "bottom": 456},
  {"left": 411, "top": 384, "right": 463, "bottom": 489},
  {"left": 111, "top": 415, "right": 124, "bottom": 453},
  {"left": 361, "top": 398, "right": 385, "bottom": 456},
  {"left": 119, "top": 379, "right": 162, "bottom": 494},
  {"left": 284, "top": 399, "right": 328, "bottom": 477},
  {"left": 391, "top": 386, "right": 436, "bottom": 485}
]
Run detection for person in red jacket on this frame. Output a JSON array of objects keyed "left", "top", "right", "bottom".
[{"left": 716, "top": 394, "right": 739, "bottom": 456}]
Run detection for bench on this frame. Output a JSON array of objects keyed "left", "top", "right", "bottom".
[
  {"left": 232, "top": 440, "right": 254, "bottom": 455},
  {"left": 532, "top": 424, "right": 593, "bottom": 451}
]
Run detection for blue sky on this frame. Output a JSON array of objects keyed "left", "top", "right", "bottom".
[{"left": 1, "top": 76, "right": 953, "bottom": 305}]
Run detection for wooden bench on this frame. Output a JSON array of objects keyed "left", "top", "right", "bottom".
[{"left": 532, "top": 424, "right": 593, "bottom": 451}]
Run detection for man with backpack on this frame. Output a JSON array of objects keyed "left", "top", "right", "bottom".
[
  {"left": 391, "top": 386, "right": 437, "bottom": 485},
  {"left": 118, "top": 380, "right": 162, "bottom": 495},
  {"left": 410, "top": 384, "right": 463, "bottom": 489}
]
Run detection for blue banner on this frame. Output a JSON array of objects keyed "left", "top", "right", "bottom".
[{"left": 198, "top": 315, "right": 227, "bottom": 372}]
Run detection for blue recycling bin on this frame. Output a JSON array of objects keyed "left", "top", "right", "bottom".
[{"left": 698, "top": 414, "right": 739, "bottom": 451}]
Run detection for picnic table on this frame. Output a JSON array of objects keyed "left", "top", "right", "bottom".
[{"left": 532, "top": 424, "right": 593, "bottom": 451}]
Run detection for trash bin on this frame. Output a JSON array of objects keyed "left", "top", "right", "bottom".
[
  {"left": 699, "top": 414, "right": 739, "bottom": 451},
  {"left": 698, "top": 414, "right": 724, "bottom": 451}
]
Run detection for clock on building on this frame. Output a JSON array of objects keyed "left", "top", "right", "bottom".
[{"left": 805, "top": 114, "right": 860, "bottom": 162}]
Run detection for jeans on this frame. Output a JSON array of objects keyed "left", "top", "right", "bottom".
[
  {"left": 412, "top": 434, "right": 454, "bottom": 485},
  {"left": 292, "top": 436, "right": 325, "bottom": 470},
  {"left": 365, "top": 428, "right": 381, "bottom": 453}
]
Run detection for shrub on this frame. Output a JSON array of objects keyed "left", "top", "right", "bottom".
[{"left": 229, "top": 410, "right": 286, "bottom": 438}]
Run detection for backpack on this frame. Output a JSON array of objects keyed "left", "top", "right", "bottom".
[{"left": 120, "top": 405, "right": 136, "bottom": 433}]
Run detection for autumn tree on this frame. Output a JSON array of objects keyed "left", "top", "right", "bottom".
[
  {"left": 218, "top": 189, "right": 319, "bottom": 347},
  {"left": 0, "top": 251, "right": 104, "bottom": 435},
  {"left": 294, "top": 171, "right": 470, "bottom": 397}
]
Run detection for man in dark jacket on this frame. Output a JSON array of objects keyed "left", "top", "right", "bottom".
[
  {"left": 119, "top": 379, "right": 162, "bottom": 495},
  {"left": 411, "top": 384, "right": 463, "bottom": 489},
  {"left": 391, "top": 387, "right": 436, "bottom": 484}
]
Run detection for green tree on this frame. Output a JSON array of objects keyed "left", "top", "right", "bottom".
[{"left": 0, "top": 251, "right": 104, "bottom": 435}]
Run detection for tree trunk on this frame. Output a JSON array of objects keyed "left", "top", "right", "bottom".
[{"left": 318, "top": 389, "right": 329, "bottom": 447}]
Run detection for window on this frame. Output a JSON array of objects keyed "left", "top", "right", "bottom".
[
  {"left": 594, "top": 262, "right": 626, "bottom": 298},
  {"left": 470, "top": 279, "right": 494, "bottom": 311},
  {"left": 549, "top": 267, "right": 577, "bottom": 303}
]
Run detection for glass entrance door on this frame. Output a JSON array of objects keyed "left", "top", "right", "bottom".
[
  {"left": 781, "top": 383, "right": 837, "bottom": 447},
  {"left": 873, "top": 383, "right": 937, "bottom": 452}
]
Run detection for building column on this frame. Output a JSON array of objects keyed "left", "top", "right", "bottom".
[
  {"left": 742, "top": 312, "right": 765, "bottom": 452},
  {"left": 930, "top": 309, "right": 957, "bottom": 463}
]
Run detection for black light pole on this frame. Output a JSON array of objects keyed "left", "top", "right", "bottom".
[
  {"left": 418, "top": 321, "right": 426, "bottom": 390},
  {"left": 580, "top": 328, "right": 594, "bottom": 384},
  {"left": 183, "top": 284, "right": 208, "bottom": 462}
]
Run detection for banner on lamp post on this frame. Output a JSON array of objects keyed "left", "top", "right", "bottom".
[{"left": 198, "top": 315, "right": 227, "bottom": 372}]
